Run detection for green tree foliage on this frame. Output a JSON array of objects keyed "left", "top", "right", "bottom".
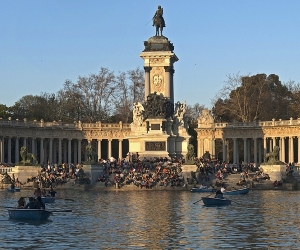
[
  {"left": 186, "top": 103, "right": 205, "bottom": 156},
  {"left": 212, "top": 73, "right": 293, "bottom": 122},
  {"left": 0, "top": 104, "right": 11, "bottom": 119},
  {"left": 10, "top": 93, "right": 59, "bottom": 121}
]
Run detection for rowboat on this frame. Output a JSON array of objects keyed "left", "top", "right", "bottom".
[
  {"left": 7, "top": 186, "right": 21, "bottom": 192},
  {"left": 223, "top": 187, "right": 249, "bottom": 195},
  {"left": 190, "top": 188, "right": 216, "bottom": 193},
  {"left": 41, "top": 196, "right": 56, "bottom": 204},
  {"left": 202, "top": 197, "right": 231, "bottom": 206},
  {"left": 8, "top": 209, "right": 51, "bottom": 221}
]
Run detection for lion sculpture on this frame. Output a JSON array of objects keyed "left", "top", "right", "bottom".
[
  {"left": 264, "top": 146, "right": 280, "bottom": 164},
  {"left": 20, "top": 146, "right": 37, "bottom": 165}
]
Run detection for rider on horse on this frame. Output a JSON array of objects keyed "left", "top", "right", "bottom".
[{"left": 153, "top": 5, "right": 166, "bottom": 28}]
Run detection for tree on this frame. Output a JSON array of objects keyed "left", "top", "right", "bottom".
[
  {"left": 0, "top": 104, "right": 11, "bottom": 119},
  {"left": 185, "top": 103, "right": 205, "bottom": 156},
  {"left": 212, "top": 73, "right": 293, "bottom": 122},
  {"left": 127, "top": 67, "right": 144, "bottom": 104},
  {"left": 112, "top": 67, "right": 144, "bottom": 123},
  {"left": 76, "top": 67, "right": 117, "bottom": 122},
  {"left": 56, "top": 80, "right": 86, "bottom": 122},
  {"left": 10, "top": 93, "right": 59, "bottom": 121}
]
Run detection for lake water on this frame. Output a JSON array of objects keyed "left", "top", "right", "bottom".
[{"left": 0, "top": 188, "right": 299, "bottom": 249}]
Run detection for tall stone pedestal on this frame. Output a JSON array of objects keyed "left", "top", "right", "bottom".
[
  {"left": 128, "top": 34, "right": 191, "bottom": 159},
  {"left": 260, "top": 164, "right": 286, "bottom": 181}
]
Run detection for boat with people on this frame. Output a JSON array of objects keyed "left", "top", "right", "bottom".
[
  {"left": 222, "top": 187, "right": 249, "bottom": 195},
  {"left": 8, "top": 208, "right": 51, "bottom": 221},
  {"left": 202, "top": 197, "right": 231, "bottom": 206},
  {"left": 7, "top": 186, "right": 21, "bottom": 192}
]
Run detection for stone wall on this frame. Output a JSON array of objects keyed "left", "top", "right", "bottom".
[{"left": 12, "top": 166, "right": 41, "bottom": 183}]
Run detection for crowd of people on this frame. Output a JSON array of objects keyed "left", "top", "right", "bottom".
[
  {"left": 97, "top": 156, "right": 185, "bottom": 189},
  {"left": 27, "top": 163, "right": 88, "bottom": 188}
]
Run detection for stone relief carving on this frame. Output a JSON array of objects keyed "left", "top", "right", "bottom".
[
  {"left": 149, "top": 57, "right": 165, "bottom": 64},
  {"left": 198, "top": 108, "right": 214, "bottom": 125},
  {"left": 151, "top": 67, "right": 165, "bottom": 93},
  {"left": 145, "top": 141, "right": 166, "bottom": 151}
]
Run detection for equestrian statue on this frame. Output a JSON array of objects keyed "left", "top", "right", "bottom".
[{"left": 152, "top": 5, "right": 166, "bottom": 36}]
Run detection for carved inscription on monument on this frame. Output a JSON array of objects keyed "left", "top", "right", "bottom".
[
  {"left": 151, "top": 124, "right": 160, "bottom": 130},
  {"left": 145, "top": 141, "right": 166, "bottom": 151}
]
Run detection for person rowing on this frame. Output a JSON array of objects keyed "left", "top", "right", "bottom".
[{"left": 215, "top": 189, "right": 224, "bottom": 199}]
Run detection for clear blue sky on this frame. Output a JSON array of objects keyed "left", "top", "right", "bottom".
[{"left": 1, "top": 1, "right": 300, "bottom": 109}]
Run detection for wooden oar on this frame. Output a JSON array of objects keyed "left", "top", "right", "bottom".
[
  {"left": 49, "top": 209, "right": 72, "bottom": 213},
  {"left": 55, "top": 198, "right": 75, "bottom": 202},
  {"left": 193, "top": 193, "right": 213, "bottom": 204}
]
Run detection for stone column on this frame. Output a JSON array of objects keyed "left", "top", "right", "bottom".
[
  {"left": 8, "top": 137, "right": 12, "bottom": 164},
  {"left": 263, "top": 137, "right": 267, "bottom": 159},
  {"left": 15, "top": 137, "right": 19, "bottom": 164},
  {"left": 63, "top": 140, "right": 67, "bottom": 163},
  {"left": 49, "top": 138, "right": 53, "bottom": 164},
  {"left": 289, "top": 136, "right": 294, "bottom": 163},
  {"left": 58, "top": 138, "right": 62, "bottom": 164},
  {"left": 258, "top": 139, "right": 262, "bottom": 164},
  {"left": 272, "top": 137, "right": 276, "bottom": 149},
  {"left": 254, "top": 138, "right": 257, "bottom": 164},
  {"left": 0, "top": 137, "right": 4, "bottom": 163},
  {"left": 73, "top": 140, "right": 78, "bottom": 165},
  {"left": 222, "top": 139, "right": 226, "bottom": 162},
  {"left": 68, "top": 139, "right": 72, "bottom": 164},
  {"left": 144, "top": 66, "right": 151, "bottom": 100},
  {"left": 108, "top": 139, "right": 112, "bottom": 158},
  {"left": 298, "top": 137, "right": 300, "bottom": 164},
  {"left": 78, "top": 140, "right": 82, "bottom": 164},
  {"left": 97, "top": 139, "right": 102, "bottom": 161},
  {"left": 243, "top": 138, "right": 247, "bottom": 164},
  {"left": 40, "top": 138, "right": 44, "bottom": 165},
  {"left": 118, "top": 139, "right": 123, "bottom": 160},
  {"left": 212, "top": 139, "right": 215, "bottom": 159},
  {"left": 170, "top": 68, "right": 175, "bottom": 104},
  {"left": 233, "top": 138, "right": 237, "bottom": 164},
  {"left": 198, "top": 139, "right": 203, "bottom": 159},
  {"left": 53, "top": 139, "right": 57, "bottom": 164},
  {"left": 164, "top": 66, "right": 171, "bottom": 100},
  {"left": 31, "top": 138, "right": 35, "bottom": 156},
  {"left": 23, "top": 137, "right": 27, "bottom": 148},
  {"left": 282, "top": 137, "right": 286, "bottom": 163}
]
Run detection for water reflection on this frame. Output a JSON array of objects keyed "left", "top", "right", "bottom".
[{"left": 0, "top": 189, "right": 299, "bottom": 249}]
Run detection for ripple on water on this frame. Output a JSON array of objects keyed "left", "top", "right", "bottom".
[{"left": 0, "top": 189, "right": 300, "bottom": 249}]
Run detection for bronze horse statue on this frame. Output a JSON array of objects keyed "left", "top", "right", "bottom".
[{"left": 153, "top": 6, "right": 166, "bottom": 36}]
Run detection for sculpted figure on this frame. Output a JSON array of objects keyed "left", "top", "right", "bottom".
[
  {"left": 173, "top": 101, "right": 188, "bottom": 134},
  {"left": 153, "top": 5, "right": 166, "bottom": 36},
  {"left": 264, "top": 146, "right": 280, "bottom": 164},
  {"left": 86, "top": 143, "right": 94, "bottom": 163},
  {"left": 133, "top": 102, "right": 145, "bottom": 126},
  {"left": 185, "top": 144, "right": 195, "bottom": 164}
]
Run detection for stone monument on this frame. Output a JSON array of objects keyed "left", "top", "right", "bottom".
[
  {"left": 127, "top": 6, "right": 190, "bottom": 158},
  {"left": 260, "top": 146, "right": 286, "bottom": 181}
]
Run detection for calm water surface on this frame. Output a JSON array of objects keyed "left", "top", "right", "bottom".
[{"left": 0, "top": 189, "right": 299, "bottom": 249}]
